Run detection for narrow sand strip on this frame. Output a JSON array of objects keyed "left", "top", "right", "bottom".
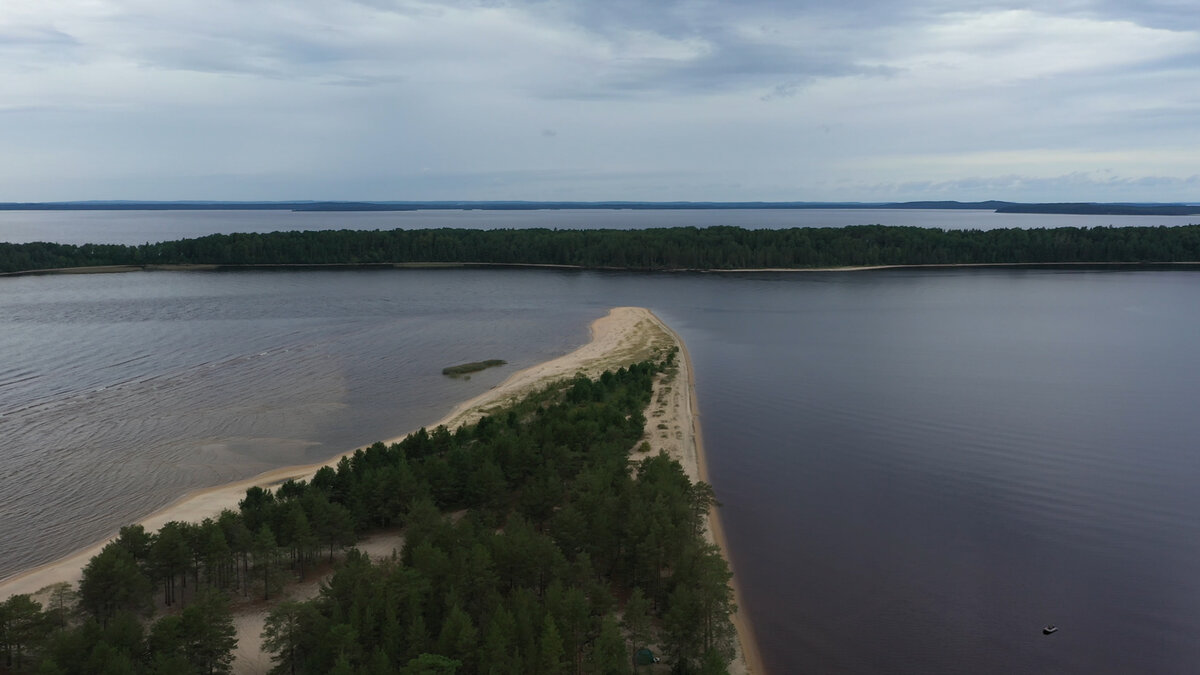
[
  {"left": 642, "top": 316, "right": 765, "bottom": 675},
  {"left": 1, "top": 306, "right": 763, "bottom": 674}
]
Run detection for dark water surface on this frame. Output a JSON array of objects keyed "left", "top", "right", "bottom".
[
  {"left": 3, "top": 267, "right": 1200, "bottom": 673},
  {"left": 3, "top": 208, "right": 1199, "bottom": 244}
]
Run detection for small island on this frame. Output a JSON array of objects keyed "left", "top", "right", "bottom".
[{"left": 442, "top": 359, "right": 507, "bottom": 377}]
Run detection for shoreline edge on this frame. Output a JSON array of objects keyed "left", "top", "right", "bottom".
[{"left": 652, "top": 314, "right": 766, "bottom": 675}]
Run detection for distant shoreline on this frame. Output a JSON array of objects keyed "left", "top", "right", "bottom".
[
  {"left": 3, "top": 199, "right": 1199, "bottom": 216},
  {"left": 5, "top": 260, "right": 1200, "bottom": 278}
]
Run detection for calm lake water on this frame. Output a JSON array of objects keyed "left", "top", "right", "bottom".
[
  {"left": 2, "top": 208, "right": 1199, "bottom": 244},
  {"left": 3, "top": 266, "right": 1200, "bottom": 674}
]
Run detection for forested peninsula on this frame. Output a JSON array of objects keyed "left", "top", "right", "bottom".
[
  {"left": 4, "top": 224, "right": 1200, "bottom": 274},
  {"left": 1, "top": 356, "right": 741, "bottom": 674}
]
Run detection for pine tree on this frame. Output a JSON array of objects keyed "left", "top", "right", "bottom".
[
  {"left": 480, "top": 606, "right": 519, "bottom": 675},
  {"left": 1, "top": 594, "right": 46, "bottom": 671},
  {"left": 251, "top": 525, "right": 285, "bottom": 601},
  {"left": 588, "top": 615, "right": 630, "bottom": 675},
  {"left": 78, "top": 544, "right": 152, "bottom": 626},
  {"left": 262, "top": 601, "right": 307, "bottom": 675},
  {"left": 180, "top": 590, "right": 238, "bottom": 675},
  {"left": 536, "top": 614, "right": 566, "bottom": 675},
  {"left": 621, "top": 588, "right": 652, "bottom": 665},
  {"left": 435, "top": 605, "right": 477, "bottom": 672}
]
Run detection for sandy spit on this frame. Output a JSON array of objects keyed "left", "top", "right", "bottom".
[
  {"left": 0, "top": 307, "right": 655, "bottom": 596},
  {"left": 642, "top": 318, "right": 765, "bottom": 675},
  {"left": 0, "top": 306, "right": 763, "bottom": 674}
]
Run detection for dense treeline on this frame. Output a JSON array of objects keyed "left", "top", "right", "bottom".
[
  {"left": 3, "top": 352, "right": 737, "bottom": 674},
  {"left": 4, "top": 224, "right": 1200, "bottom": 274},
  {"left": 995, "top": 203, "right": 1200, "bottom": 216}
]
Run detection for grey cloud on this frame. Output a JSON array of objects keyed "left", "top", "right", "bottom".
[
  {"left": 761, "top": 63, "right": 898, "bottom": 101},
  {"left": 524, "top": 0, "right": 1189, "bottom": 99},
  {"left": 543, "top": 29, "right": 896, "bottom": 99},
  {"left": 3, "top": 0, "right": 1199, "bottom": 202},
  {"left": 552, "top": 0, "right": 1200, "bottom": 42},
  {"left": 93, "top": 0, "right": 1200, "bottom": 97},
  {"left": 0, "top": 25, "right": 84, "bottom": 66},
  {"left": 1087, "top": 0, "right": 1200, "bottom": 30},
  {"left": 0, "top": 26, "right": 80, "bottom": 46},
  {"left": 128, "top": 29, "right": 379, "bottom": 79}
]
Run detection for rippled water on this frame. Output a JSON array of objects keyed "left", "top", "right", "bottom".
[
  {"left": 0, "top": 270, "right": 597, "bottom": 578},
  {"left": 4, "top": 266, "right": 1200, "bottom": 673}
]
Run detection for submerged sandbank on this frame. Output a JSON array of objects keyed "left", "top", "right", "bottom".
[{"left": 0, "top": 306, "right": 763, "bottom": 673}]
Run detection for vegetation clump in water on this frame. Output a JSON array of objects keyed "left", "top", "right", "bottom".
[{"left": 441, "top": 359, "right": 506, "bottom": 377}]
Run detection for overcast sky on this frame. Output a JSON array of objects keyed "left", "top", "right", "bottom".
[{"left": 2, "top": 0, "right": 1198, "bottom": 202}]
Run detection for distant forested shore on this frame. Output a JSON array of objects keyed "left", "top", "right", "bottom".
[
  {"left": 3, "top": 200, "right": 1200, "bottom": 215},
  {"left": 3, "top": 224, "right": 1200, "bottom": 274}
]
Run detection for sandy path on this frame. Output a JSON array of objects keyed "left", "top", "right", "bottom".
[{"left": 230, "top": 528, "right": 408, "bottom": 674}]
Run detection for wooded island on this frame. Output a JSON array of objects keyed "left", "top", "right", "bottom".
[{"left": 3, "top": 224, "right": 1200, "bottom": 274}]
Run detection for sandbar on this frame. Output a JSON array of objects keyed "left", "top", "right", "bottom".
[{"left": 642, "top": 316, "right": 764, "bottom": 675}]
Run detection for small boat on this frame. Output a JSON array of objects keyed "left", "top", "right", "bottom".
[{"left": 1043, "top": 625, "right": 1058, "bottom": 635}]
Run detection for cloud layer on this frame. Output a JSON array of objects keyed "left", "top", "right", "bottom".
[{"left": 1, "top": 0, "right": 1197, "bottom": 201}]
